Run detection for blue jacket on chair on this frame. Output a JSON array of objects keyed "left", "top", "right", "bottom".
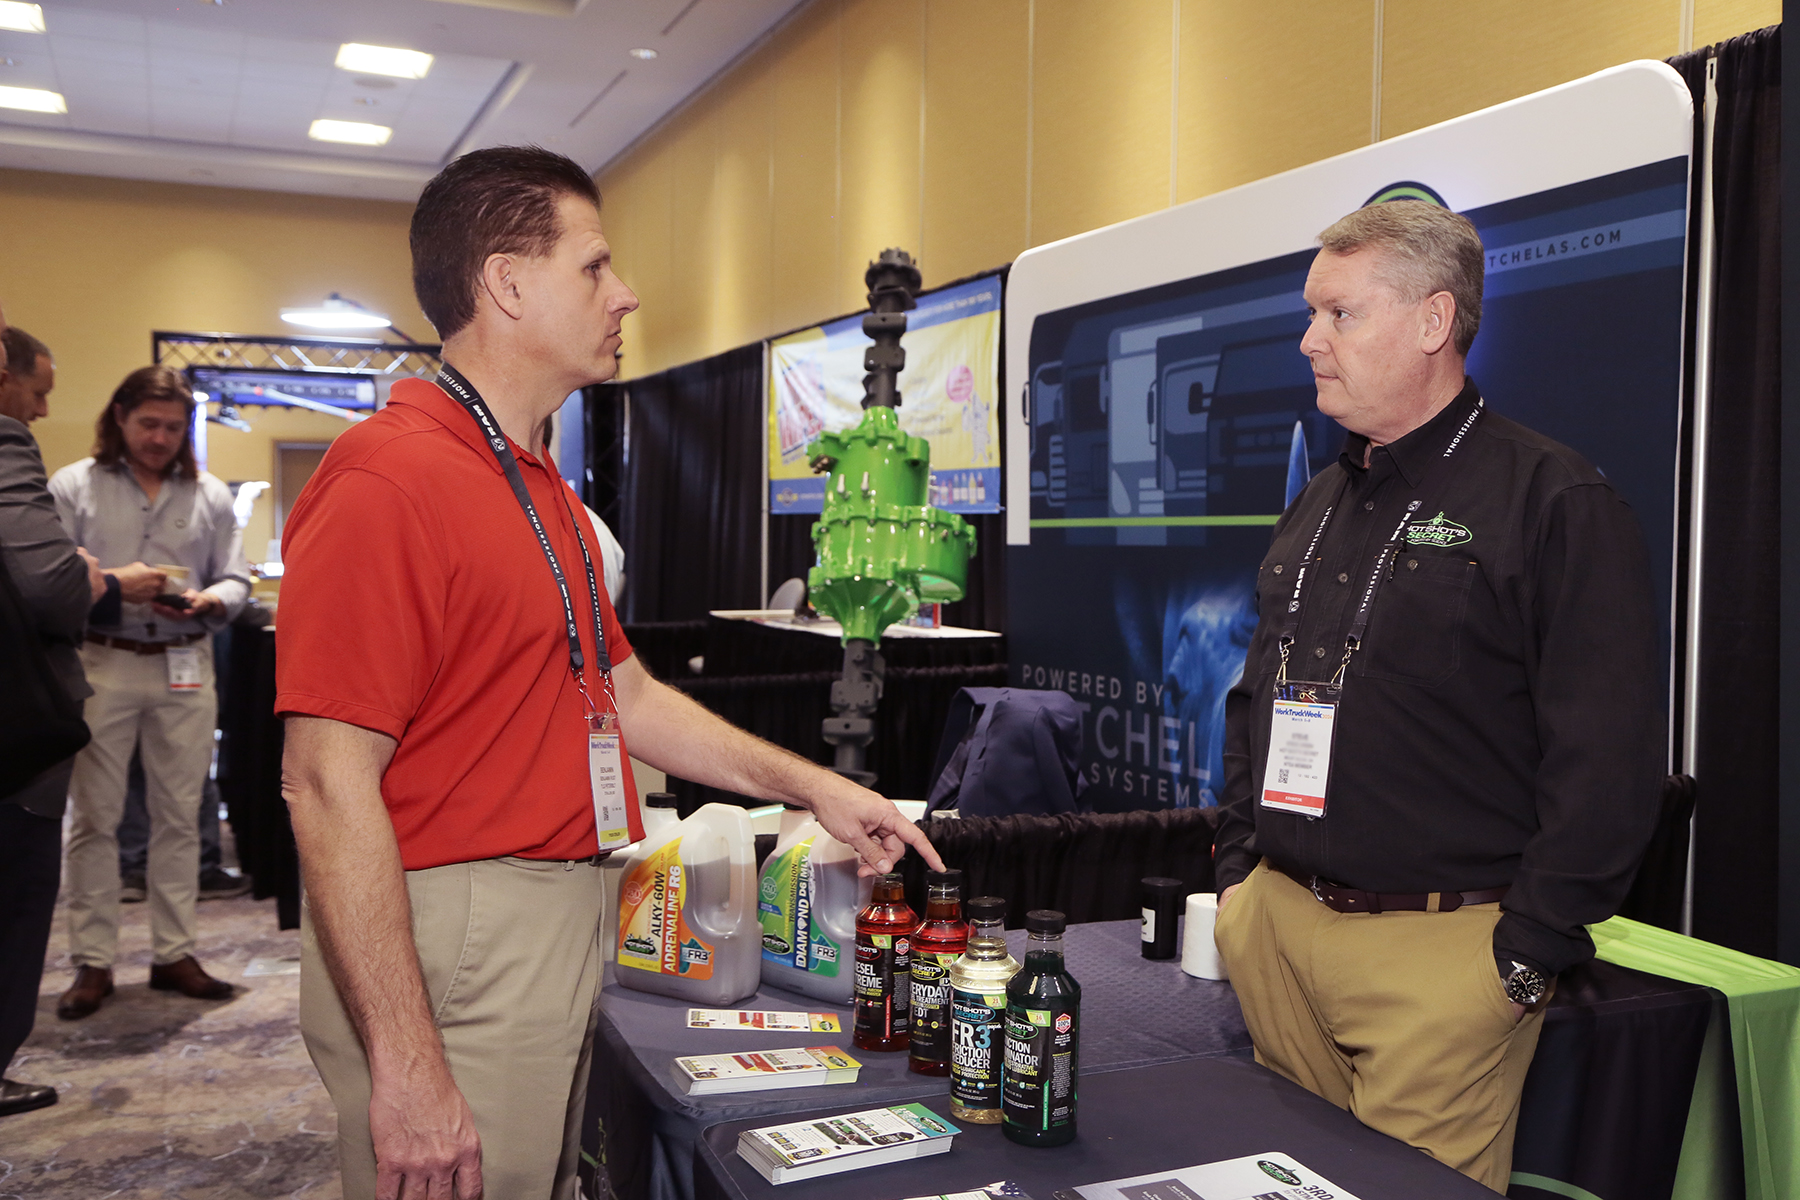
[{"left": 925, "top": 687, "right": 1088, "bottom": 818}]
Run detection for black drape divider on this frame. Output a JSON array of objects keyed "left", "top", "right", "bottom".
[
  {"left": 1668, "top": 27, "right": 1783, "bottom": 957},
  {"left": 613, "top": 343, "right": 766, "bottom": 623}
]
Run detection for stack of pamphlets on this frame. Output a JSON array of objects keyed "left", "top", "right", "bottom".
[
  {"left": 737, "top": 1103, "right": 961, "bottom": 1183},
  {"left": 1049, "top": 1152, "right": 1362, "bottom": 1200},
  {"left": 672, "top": 1046, "right": 860, "bottom": 1095}
]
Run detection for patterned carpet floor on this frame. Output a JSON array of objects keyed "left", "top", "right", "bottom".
[{"left": 1, "top": 887, "right": 340, "bottom": 1200}]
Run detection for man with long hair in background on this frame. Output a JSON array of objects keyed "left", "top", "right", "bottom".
[{"left": 49, "top": 366, "right": 251, "bottom": 1019}]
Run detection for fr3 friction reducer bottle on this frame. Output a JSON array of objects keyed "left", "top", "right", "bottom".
[
  {"left": 948, "top": 896, "right": 1019, "bottom": 1124},
  {"left": 1002, "top": 909, "right": 1080, "bottom": 1147},
  {"left": 852, "top": 873, "right": 918, "bottom": 1052},
  {"left": 757, "top": 813, "right": 873, "bottom": 1005},
  {"left": 909, "top": 869, "right": 969, "bottom": 1076}
]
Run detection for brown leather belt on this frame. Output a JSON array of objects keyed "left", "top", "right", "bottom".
[
  {"left": 1272, "top": 861, "right": 1508, "bottom": 914},
  {"left": 86, "top": 631, "right": 205, "bottom": 655}
]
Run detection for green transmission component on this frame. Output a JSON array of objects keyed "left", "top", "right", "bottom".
[{"left": 805, "top": 405, "right": 977, "bottom": 646}]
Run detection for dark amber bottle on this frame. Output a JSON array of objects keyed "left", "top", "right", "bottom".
[
  {"left": 852, "top": 873, "right": 919, "bottom": 1052},
  {"left": 908, "top": 869, "right": 969, "bottom": 1074}
]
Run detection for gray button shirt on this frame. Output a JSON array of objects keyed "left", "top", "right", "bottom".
[{"left": 49, "top": 456, "right": 250, "bottom": 641}]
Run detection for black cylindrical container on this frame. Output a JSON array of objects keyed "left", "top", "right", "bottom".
[{"left": 1141, "top": 877, "right": 1184, "bottom": 960}]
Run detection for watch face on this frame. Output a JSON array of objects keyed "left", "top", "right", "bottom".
[{"left": 1504, "top": 966, "right": 1547, "bottom": 1006}]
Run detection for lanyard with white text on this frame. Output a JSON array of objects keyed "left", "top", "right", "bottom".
[
  {"left": 435, "top": 365, "right": 613, "bottom": 716},
  {"left": 1275, "top": 396, "right": 1485, "bottom": 687}
]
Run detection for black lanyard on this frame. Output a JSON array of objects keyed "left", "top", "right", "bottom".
[
  {"left": 1278, "top": 398, "right": 1484, "bottom": 684},
  {"left": 434, "top": 365, "right": 612, "bottom": 709}
]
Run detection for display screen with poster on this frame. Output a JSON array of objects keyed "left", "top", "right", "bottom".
[
  {"left": 1003, "top": 62, "right": 1691, "bottom": 813},
  {"left": 768, "top": 274, "right": 1001, "bottom": 516}
]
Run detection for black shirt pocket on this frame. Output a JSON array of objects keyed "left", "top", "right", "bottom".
[{"left": 1355, "top": 553, "right": 1476, "bottom": 687}]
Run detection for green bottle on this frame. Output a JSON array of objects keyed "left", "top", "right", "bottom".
[{"left": 1001, "top": 909, "right": 1079, "bottom": 1147}]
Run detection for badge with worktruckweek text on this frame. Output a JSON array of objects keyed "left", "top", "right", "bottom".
[
  {"left": 1260, "top": 679, "right": 1338, "bottom": 818},
  {"left": 589, "top": 711, "right": 633, "bottom": 852}
]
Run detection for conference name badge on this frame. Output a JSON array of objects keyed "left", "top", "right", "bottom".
[
  {"left": 165, "top": 645, "right": 203, "bottom": 693},
  {"left": 1260, "top": 680, "right": 1337, "bottom": 818},
  {"left": 588, "top": 712, "right": 633, "bottom": 852}
]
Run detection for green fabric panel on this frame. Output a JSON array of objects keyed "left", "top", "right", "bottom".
[
  {"left": 1590, "top": 917, "right": 1800, "bottom": 1200},
  {"left": 1508, "top": 1172, "right": 1608, "bottom": 1200},
  {"left": 1670, "top": 994, "right": 1744, "bottom": 1200}
]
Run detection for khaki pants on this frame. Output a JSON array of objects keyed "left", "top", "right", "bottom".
[
  {"left": 65, "top": 641, "right": 216, "bottom": 967},
  {"left": 301, "top": 856, "right": 608, "bottom": 1200},
  {"left": 1214, "top": 860, "right": 1548, "bottom": 1194}
]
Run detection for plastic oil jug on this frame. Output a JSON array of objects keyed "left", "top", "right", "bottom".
[
  {"left": 602, "top": 792, "right": 681, "bottom": 964},
  {"left": 614, "top": 802, "right": 760, "bottom": 1005},
  {"left": 757, "top": 815, "right": 873, "bottom": 1005}
]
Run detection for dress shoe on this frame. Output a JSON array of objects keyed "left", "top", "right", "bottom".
[
  {"left": 149, "top": 955, "right": 234, "bottom": 1000},
  {"left": 56, "top": 966, "right": 114, "bottom": 1020},
  {"left": 0, "top": 1078, "right": 57, "bottom": 1117},
  {"left": 198, "top": 867, "right": 252, "bottom": 900},
  {"left": 120, "top": 873, "right": 147, "bottom": 903}
]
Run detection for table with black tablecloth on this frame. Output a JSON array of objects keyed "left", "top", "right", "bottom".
[
  {"left": 583, "top": 918, "right": 1717, "bottom": 1200},
  {"left": 693, "top": 1055, "right": 1498, "bottom": 1200},
  {"left": 582, "top": 920, "right": 1249, "bottom": 1200}
]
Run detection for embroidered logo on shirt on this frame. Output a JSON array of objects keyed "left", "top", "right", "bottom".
[{"left": 1405, "top": 511, "right": 1472, "bottom": 548}]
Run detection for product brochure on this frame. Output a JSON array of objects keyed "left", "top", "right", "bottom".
[
  {"left": 672, "top": 1046, "right": 860, "bottom": 1095},
  {"left": 737, "top": 1102, "right": 960, "bottom": 1184},
  {"left": 1051, "top": 1153, "right": 1361, "bottom": 1200},
  {"left": 687, "top": 1007, "right": 842, "bottom": 1032}
]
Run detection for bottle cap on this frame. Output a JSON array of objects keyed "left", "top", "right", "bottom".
[
  {"left": 966, "top": 896, "right": 1006, "bottom": 922},
  {"left": 1143, "top": 876, "right": 1186, "bottom": 899},
  {"left": 927, "top": 868, "right": 964, "bottom": 887},
  {"left": 877, "top": 872, "right": 904, "bottom": 887},
  {"left": 1025, "top": 909, "right": 1066, "bottom": 935},
  {"left": 782, "top": 802, "right": 807, "bottom": 811},
  {"left": 646, "top": 792, "right": 678, "bottom": 809}
]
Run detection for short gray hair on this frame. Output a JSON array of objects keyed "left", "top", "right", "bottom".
[{"left": 1318, "top": 203, "right": 1484, "bottom": 355}]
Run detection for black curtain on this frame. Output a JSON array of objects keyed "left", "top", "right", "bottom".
[
  {"left": 1668, "top": 27, "right": 1782, "bottom": 956},
  {"left": 612, "top": 344, "right": 765, "bottom": 622}
]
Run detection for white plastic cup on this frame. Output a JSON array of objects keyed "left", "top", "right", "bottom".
[{"left": 1181, "top": 892, "right": 1229, "bottom": 981}]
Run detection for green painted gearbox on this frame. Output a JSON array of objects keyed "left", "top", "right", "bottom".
[{"left": 806, "top": 406, "right": 977, "bottom": 645}]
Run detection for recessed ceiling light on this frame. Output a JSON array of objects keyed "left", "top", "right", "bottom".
[
  {"left": 309, "top": 119, "right": 391, "bottom": 146},
  {"left": 335, "top": 43, "right": 433, "bottom": 80},
  {"left": 0, "top": 3, "right": 45, "bottom": 33},
  {"left": 0, "top": 85, "right": 64, "bottom": 113},
  {"left": 628, "top": 47, "right": 657, "bottom": 60}
]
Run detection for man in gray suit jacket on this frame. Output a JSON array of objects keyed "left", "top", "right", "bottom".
[{"left": 0, "top": 306, "right": 105, "bottom": 1119}]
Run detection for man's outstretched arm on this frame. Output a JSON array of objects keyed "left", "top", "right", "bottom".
[
  {"left": 282, "top": 716, "right": 484, "bottom": 1200},
  {"left": 609, "top": 654, "right": 945, "bottom": 877}
]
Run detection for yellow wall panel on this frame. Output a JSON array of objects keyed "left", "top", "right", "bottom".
[
  {"left": 1693, "top": 0, "right": 1780, "bottom": 47},
  {"left": 921, "top": 0, "right": 1029, "bottom": 288},
  {"left": 767, "top": 1, "right": 843, "bottom": 339},
  {"left": 710, "top": 56, "right": 777, "bottom": 355},
  {"left": 1029, "top": 0, "right": 1174, "bottom": 247},
  {"left": 1379, "top": 0, "right": 1681, "bottom": 140},
  {"left": 0, "top": 168, "right": 419, "bottom": 559},
  {"left": 663, "top": 102, "right": 721, "bottom": 372},
  {"left": 607, "top": 147, "right": 674, "bottom": 383},
  {"left": 1177, "top": 0, "right": 1374, "bottom": 203},
  {"left": 839, "top": 0, "right": 926, "bottom": 313}
]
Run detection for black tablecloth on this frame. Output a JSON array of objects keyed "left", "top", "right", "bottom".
[
  {"left": 585, "top": 918, "right": 1715, "bottom": 1200},
  {"left": 583, "top": 921, "right": 1250, "bottom": 1200},
  {"left": 692, "top": 1055, "right": 1497, "bottom": 1200}
]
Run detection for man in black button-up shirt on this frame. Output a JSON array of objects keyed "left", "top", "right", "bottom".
[{"left": 1211, "top": 202, "right": 1662, "bottom": 1192}]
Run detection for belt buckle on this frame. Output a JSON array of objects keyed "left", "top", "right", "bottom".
[{"left": 1308, "top": 876, "right": 1328, "bottom": 904}]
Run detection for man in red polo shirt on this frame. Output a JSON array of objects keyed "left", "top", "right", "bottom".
[{"left": 278, "top": 147, "right": 943, "bottom": 1200}]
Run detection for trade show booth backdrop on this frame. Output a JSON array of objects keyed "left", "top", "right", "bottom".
[{"left": 583, "top": 33, "right": 1786, "bottom": 962}]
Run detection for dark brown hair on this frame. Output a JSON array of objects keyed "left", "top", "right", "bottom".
[
  {"left": 1, "top": 326, "right": 49, "bottom": 375},
  {"left": 94, "top": 365, "right": 198, "bottom": 480},
  {"left": 410, "top": 145, "right": 602, "bottom": 340}
]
